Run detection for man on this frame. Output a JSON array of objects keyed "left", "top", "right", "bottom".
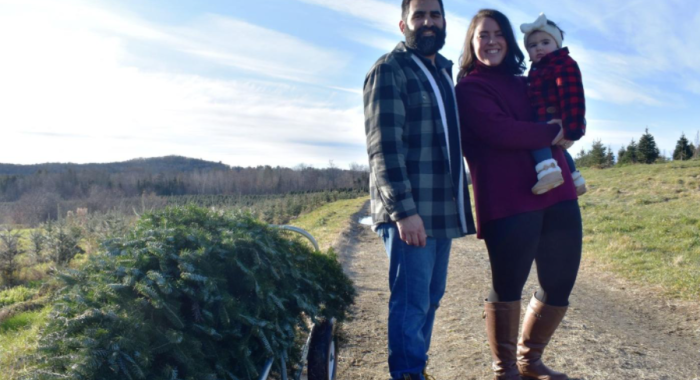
[{"left": 363, "top": 1, "right": 476, "bottom": 379}]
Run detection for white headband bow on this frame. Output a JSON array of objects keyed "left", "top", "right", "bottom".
[{"left": 520, "top": 13, "right": 563, "bottom": 48}]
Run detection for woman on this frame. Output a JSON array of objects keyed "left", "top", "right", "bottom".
[{"left": 455, "top": 9, "right": 582, "bottom": 380}]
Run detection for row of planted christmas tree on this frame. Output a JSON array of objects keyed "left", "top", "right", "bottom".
[{"left": 574, "top": 129, "right": 699, "bottom": 169}]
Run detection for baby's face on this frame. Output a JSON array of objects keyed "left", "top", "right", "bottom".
[{"left": 526, "top": 31, "right": 558, "bottom": 63}]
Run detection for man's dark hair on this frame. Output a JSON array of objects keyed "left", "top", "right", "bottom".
[
  {"left": 402, "top": 0, "right": 445, "bottom": 21},
  {"left": 457, "top": 9, "right": 526, "bottom": 80}
]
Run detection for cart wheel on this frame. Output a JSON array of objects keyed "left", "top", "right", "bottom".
[{"left": 307, "top": 320, "right": 338, "bottom": 380}]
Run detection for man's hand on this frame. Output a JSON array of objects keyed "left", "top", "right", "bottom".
[
  {"left": 396, "top": 214, "right": 427, "bottom": 247},
  {"left": 548, "top": 119, "right": 563, "bottom": 145}
]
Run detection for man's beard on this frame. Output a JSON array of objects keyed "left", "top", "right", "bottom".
[{"left": 404, "top": 25, "right": 446, "bottom": 56}]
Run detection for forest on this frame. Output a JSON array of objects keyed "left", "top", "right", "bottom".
[{"left": 0, "top": 156, "right": 369, "bottom": 225}]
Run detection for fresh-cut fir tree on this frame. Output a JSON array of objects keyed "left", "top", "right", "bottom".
[{"left": 24, "top": 206, "right": 355, "bottom": 380}]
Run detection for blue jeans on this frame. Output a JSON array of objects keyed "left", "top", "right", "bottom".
[
  {"left": 531, "top": 147, "right": 577, "bottom": 172},
  {"left": 376, "top": 223, "right": 452, "bottom": 379}
]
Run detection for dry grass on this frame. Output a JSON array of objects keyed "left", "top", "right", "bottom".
[{"left": 579, "top": 160, "right": 700, "bottom": 299}]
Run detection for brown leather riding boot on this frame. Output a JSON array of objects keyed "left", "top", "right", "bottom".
[
  {"left": 517, "top": 295, "right": 569, "bottom": 380},
  {"left": 484, "top": 301, "right": 522, "bottom": 380}
]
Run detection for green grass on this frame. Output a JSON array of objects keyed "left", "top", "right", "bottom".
[
  {"left": 0, "top": 285, "right": 38, "bottom": 308},
  {"left": 0, "top": 307, "right": 50, "bottom": 380},
  {"left": 579, "top": 160, "right": 700, "bottom": 299},
  {"left": 0, "top": 308, "right": 46, "bottom": 333},
  {"left": 290, "top": 196, "right": 369, "bottom": 251}
]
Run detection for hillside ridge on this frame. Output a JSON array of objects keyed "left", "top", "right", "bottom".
[{"left": 0, "top": 156, "right": 230, "bottom": 176}]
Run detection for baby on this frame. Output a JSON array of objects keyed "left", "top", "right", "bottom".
[{"left": 521, "top": 13, "right": 587, "bottom": 196}]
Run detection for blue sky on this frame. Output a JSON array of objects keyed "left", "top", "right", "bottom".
[{"left": 1, "top": 0, "right": 699, "bottom": 168}]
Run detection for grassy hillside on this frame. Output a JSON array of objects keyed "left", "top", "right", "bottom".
[
  {"left": 290, "top": 196, "right": 369, "bottom": 252},
  {"left": 579, "top": 160, "right": 700, "bottom": 299}
]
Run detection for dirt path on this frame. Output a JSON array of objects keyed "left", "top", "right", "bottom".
[{"left": 333, "top": 202, "right": 700, "bottom": 380}]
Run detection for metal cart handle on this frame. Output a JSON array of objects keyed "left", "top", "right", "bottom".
[{"left": 270, "top": 225, "right": 320, "bottom": 251}]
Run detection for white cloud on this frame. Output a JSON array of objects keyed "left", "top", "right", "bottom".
[
  {"left": 583, "top": 120, "right": 641, "bottom": 146},
  {"left": 293, "top": 0, "right": 471, "bottom": 79},
  {"left": 0, "top": 0, "right": 366, "bottom": 167},
  {"left": 344, "top": 30, "right": 399, "bottom": 53},
  {"left": 296, "top": 0, "right": 401, "bottom": 34},
  {"left": 0, "top": 0, "right": 352, "bottom": 84},
  {"left": 539, "top": 0, "right": 700, "bottom": 98},
  {"left": 683, "top": 78, "right": 700, "bottom": 96},
  {"left": 584, "top": 77, "right": 670, "bottom": 107},
  {"left": 169, "top": 15, "right": 351, "bottom": 84},
  {"left": 1, "top": 66, "right": 366, "bottom": 166},
  {"left": 314, "top": 0, "right": 700, "bottom": 108},
  {"left": 1, "top": 0, "right": 696, "bottom": 168}
]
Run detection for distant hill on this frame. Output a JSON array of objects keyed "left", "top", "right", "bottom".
[
  {"left": 0, "top": 156, "right": 231, "bottom": 176},
  {"left": 0, "top": 156, "right": 370, "bottom": 225}
]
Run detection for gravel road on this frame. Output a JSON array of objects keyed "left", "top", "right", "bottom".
[{"left": 333, "top": 202, "right": 700, "bottom": 380}]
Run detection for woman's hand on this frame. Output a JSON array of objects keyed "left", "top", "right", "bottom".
[
  {"left": 547, "top": 120, "right": 575, "bottom": 148},
  {"left": 548, "top": 119, "right": 563, "bottom": 145},
  {"left": 558, "top": 139, "right": 575, "bottom": 149}
]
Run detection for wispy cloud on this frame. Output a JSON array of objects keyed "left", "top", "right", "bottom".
[
  {"left": 294, "top": 0, "right": 471, "bottom": 77},
  {"left": 304, "top": 0, "right": 699, "bottom": 110},
  {"left": 570, "top": 43, "right": 685, "bottom": 107},
  {"left": 540, "top": 0, "right": 700, "bottom": 98},
  {"left": 169, "top": 15, "right": 351, "bottom": 84},
  {"left": 1, "top": 0, "right": 696, "bottom": 166},
  {"left": 0, "top": 0, "right": 366, "bottom": 167},
  {"left": 1, "top": 67, "right": 366, "bottom": 166},
  {"left": 0, "top": 0, "right": 352, "bottom": 84},
  {"left": 296, "top": 0, "right": 401, "bottom": 34},
  {"left": 584, "top": 120, "right": 642, "bottom": 145}
]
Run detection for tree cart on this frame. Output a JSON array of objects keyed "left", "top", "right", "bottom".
[{"left": 258, "top": 225, "right": 339, "bottom": 380}]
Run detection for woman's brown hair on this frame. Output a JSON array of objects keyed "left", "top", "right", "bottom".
[{"left": 457, "top": 9, "right": 526, "bottom": 80}]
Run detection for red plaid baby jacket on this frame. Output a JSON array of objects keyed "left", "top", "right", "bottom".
[{"left": 527, "top": 47, "right": 586, "bottom": 141}]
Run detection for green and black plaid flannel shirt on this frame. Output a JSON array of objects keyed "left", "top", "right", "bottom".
[{"left": 364, "top": 43, "right": 476, "bottom": 239}]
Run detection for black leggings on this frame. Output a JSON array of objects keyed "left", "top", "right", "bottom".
[{"left": 482, "top": 200, "right": 582, "bottom": 307}]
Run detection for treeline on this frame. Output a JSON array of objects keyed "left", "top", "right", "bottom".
[
  {"left": 575, "top": 130, "right": 699, "bottom": 169},
  {"left": 0, "top": 162, "right": 368, "bottom": 202},
  {"left": 0, "top": 156, "right": 229, "bottom": 176},
  {"left": 0, "top": 157, "right": 370, "bottom": 225}
]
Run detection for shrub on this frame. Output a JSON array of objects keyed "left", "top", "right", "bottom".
[
  {"left": 24, "top": 206, "right": 355, "bottom": 380},
  {"left": 29, "top": 229, "right": 47, "bottom": 265},
  {"left": 575, "top": 139, "right": 614, "bottom": 168},
  {"left": 45, "top": 223, "right": 83, "bottom": 266},
  {"left": 0, "top": 285, "right": 37, "bottom": 308},
  {"left": 0, "top": 228, "right": 23, "bottom": 287}
]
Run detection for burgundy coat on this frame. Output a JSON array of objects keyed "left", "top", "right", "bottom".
[
  {"left": 528, "top": 47, "right": 586, "bottom": 141},
  {"left": 456, "top": 62, "right": 578, "bottom": 238}
]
